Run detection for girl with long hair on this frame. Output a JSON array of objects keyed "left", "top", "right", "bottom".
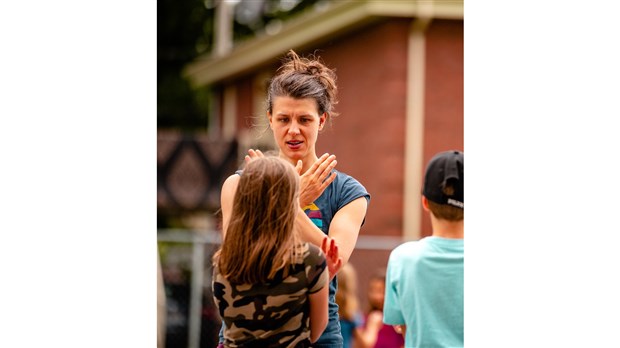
[{"left": 213, "top": 156, "right": 339, "bottom": 347}]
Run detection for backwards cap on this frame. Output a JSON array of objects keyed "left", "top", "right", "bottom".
[{"left": 422, "top": 150, "right": 464, "bottom": 209}]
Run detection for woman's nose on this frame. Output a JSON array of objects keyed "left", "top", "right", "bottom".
[{"left": 288, "top": 122, "right": 300, "bottom": 135}]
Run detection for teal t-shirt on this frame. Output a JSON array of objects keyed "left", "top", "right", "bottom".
[{"left": 383, "top": 237, "right": 464, "bottom": 348}]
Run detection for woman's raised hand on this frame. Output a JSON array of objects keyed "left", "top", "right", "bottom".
[
  {"left": 244, "top": 149, "right": 265, "bottom": 164},
  {"left": 297, "top": 153, "right": 337, "bottom": 207}
]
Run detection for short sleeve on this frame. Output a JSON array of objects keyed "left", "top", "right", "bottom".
[
  {"left": 305, "top": 243, "right": 328, "bottom": 294},
  {"left": 336, "top": 173, "right": 370, "bottom": 211},
  {"left": 383, "top": 247, "right": 406, "bottom": 325}
]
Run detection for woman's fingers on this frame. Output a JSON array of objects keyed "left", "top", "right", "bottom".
[
  {"left": 315, "top": 154, "right": 336, "bottom": 177},
  {"left": 309, "top": 153, "right": 330, "bottom": 173},
  {"left": 299, "top": 154, "right": 338, "bottom": 207},
  {"left": 305, "top": 153, "right": 335, "bottom": 176},
  {"left": 296, "top": 160, "right": 303, "bottom": 175},
  {"left": 320, "top": 158, "right": 337, "bottom": 181},
  {"left": 248, "top": 149, "right": 265, "bottom": 158},
  {"left": 244, "top": 149, "right": 266, "bottom": 164}
]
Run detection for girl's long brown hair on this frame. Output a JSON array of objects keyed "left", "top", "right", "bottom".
[{"left": 214, "top": 156, "right": 301, "bottom": 284}]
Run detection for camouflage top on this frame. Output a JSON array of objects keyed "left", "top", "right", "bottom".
[{"left": 213, "top": 242, "right": 328, "bottom": 348}]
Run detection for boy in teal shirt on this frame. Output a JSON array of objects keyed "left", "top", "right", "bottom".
[{"left": 383, "top": 150, "right": 464, "bottom": 347}]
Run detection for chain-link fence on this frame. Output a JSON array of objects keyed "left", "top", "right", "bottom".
[{"left": 158, "top": 229, "right": 221, "bottom": 348}]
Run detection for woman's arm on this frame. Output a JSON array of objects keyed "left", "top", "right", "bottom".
[
  {"left": 297, "top": 196, "right": 367, "bottom": 268},
  {"left": 327, "top": 197, "right": 368, "bottom": 265},
  {"left": 308, "top": 283, "right": 329, "bottom": 342},
  {"left": 296, "top": 196, "right": 366, "bottom": 277}
]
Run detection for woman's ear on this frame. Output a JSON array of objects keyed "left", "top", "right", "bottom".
[
  {"left": 319, "top": 113, "right": 327, "bottom": 130},
  {"left": 268, "top": 112, "right": 273, "bottom": 129}
]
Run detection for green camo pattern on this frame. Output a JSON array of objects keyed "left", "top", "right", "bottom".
[{"left": 213, "top": 242, "right": 328, "bottom": 347}]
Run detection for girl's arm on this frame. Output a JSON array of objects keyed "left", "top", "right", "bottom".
[
  {"left": 308, "top": 284, "right": 329, "bottom": 342},
  {"left": 309, "top": 236, "right": 338, "bottom": 342},
  {"left": 219, "top": 173, "right": 240, "bottom": 239}
]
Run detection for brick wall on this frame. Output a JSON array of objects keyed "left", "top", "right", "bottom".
[
  {"left": 313, "top": 19, "right": 411, "bottom": 239},
  {"left": 421, "top": 19, "right": 464, "bottom": 237}
]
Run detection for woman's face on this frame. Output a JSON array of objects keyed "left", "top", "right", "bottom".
[{"left": 269, "top": 96, "right": 326, "bottom": 164}]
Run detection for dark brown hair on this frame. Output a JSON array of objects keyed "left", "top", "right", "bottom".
[{"left": 267, "top": 50, "right": 339, "bottom": 122}]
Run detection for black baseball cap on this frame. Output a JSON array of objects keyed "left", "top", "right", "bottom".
[{"left": 422, "top": 150, "right": 464, "bottom": 209}]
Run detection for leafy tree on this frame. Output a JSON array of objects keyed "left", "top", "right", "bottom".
[
  {"left": 157, "top": 0, "right": 327, "bottom": 130},
  {"left": 158, "top": 0, "right": 213, "bottom": 130}
]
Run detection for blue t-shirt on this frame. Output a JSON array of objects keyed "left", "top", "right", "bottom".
[
  {"left": 383, "top": 237, "right": 464, "bottom": 348},
  {"left": 220, "top": 169, "right": 370, "bottom": 347},
  {"left": 301, "top": 170, "right": 370, "bottom": 347}
]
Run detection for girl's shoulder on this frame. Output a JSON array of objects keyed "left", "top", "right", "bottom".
[{"left": 294, "top": 242, "right": 325, "bottom": 262}]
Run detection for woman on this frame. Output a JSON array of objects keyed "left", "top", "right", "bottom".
[
  {"left": 220, "top": 50, "right": 370, "bottom": 347},
  {"left": 213, "top": 156, "right": 338, "bottom": 347}
]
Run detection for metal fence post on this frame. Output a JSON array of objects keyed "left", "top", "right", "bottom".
[{"left": 188, "top": 234, "right": 205, "bottom": 348}]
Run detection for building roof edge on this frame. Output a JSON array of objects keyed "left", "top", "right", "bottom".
[{"left": 183, "top": 0, "right": 463, "bottom": 87}]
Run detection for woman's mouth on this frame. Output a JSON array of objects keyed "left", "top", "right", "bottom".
[{"left": 286, "top": 140, "right": 303, "bottom": 150}]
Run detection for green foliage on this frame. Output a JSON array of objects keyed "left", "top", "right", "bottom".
[
  {"left": 157, "top": 0, "right": 328, "bottom": 130},
  {"left": 158, "top": 0, "right": 214, "bottom": 130}
]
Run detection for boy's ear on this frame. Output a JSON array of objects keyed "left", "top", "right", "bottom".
[{"left": 421, "top": 196, "right": 431, "bottom": 212}]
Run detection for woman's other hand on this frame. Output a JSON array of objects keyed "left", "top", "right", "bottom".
[{"left": 297, "top": 153, "right": 337, "bottom": 207}]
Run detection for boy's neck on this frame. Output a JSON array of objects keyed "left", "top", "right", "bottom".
[{"left": 430, "top": 214, "right": 464, "bottom": 239}]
